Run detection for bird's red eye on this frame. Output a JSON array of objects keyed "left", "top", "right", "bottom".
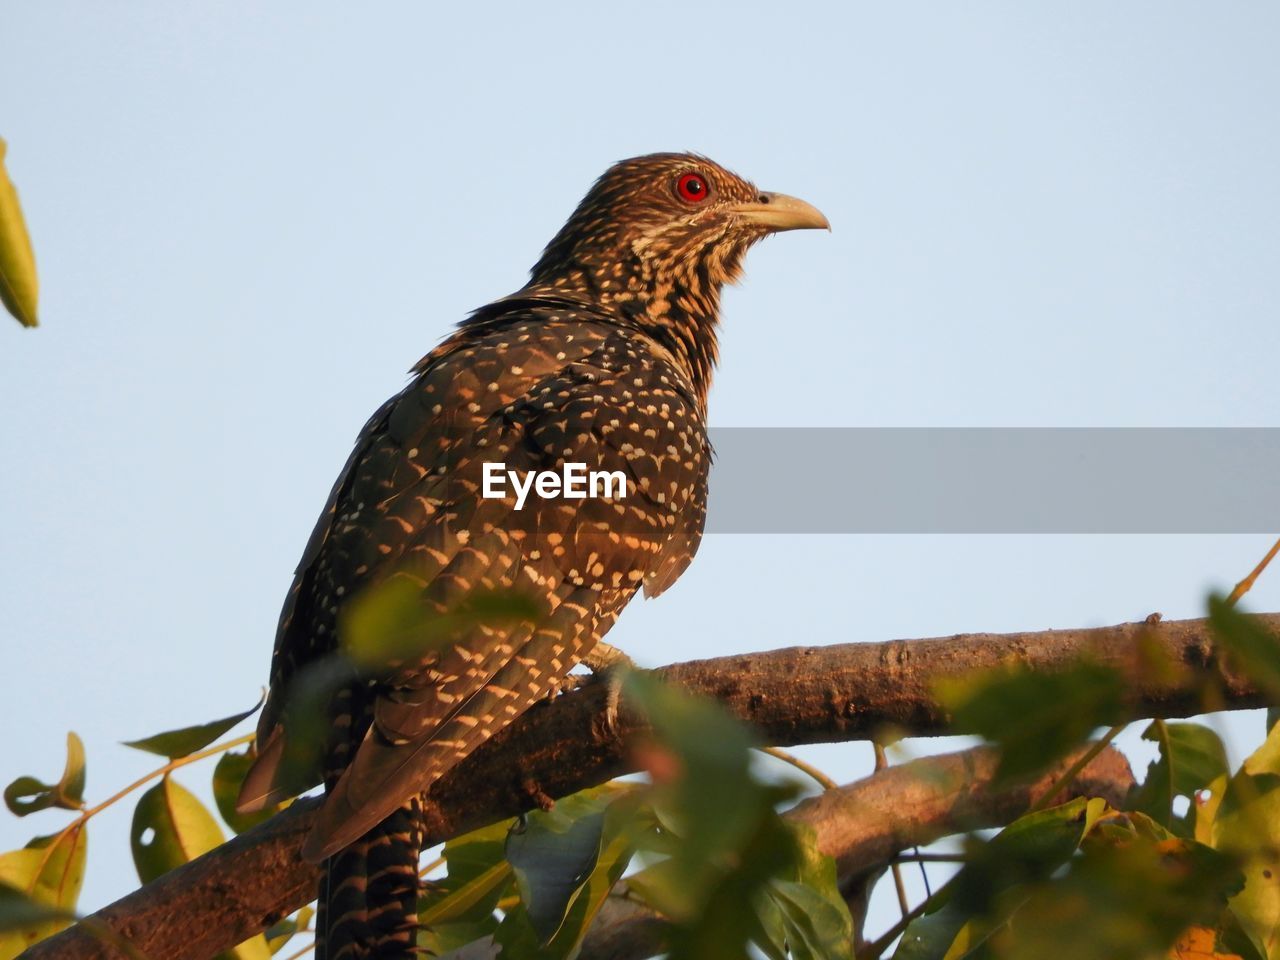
[{"left": 676, "top": 172, "right": 709, "bottom": 203}]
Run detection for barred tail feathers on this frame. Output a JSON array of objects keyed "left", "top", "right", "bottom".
[{"left": 317, "top": 798, "right": 423, "bottom": 960}]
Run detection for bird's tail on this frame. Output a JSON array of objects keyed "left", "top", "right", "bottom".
[{"left": 316, "top": 798, "right": 423, "bottom": 960}]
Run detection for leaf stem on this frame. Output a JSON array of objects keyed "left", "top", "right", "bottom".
[
  {"left": 875, "top": 743, "right": 912, "bottom": 919},
  {"left": 862, "top": 879, "right": 952, "bottom": 959},
  {"left": 280, "top": 938, "right": 316, "bottom": 960},
  {"left": 30, "top": 733, "right": 256, "bottom": 891},
  {"left": 759, "top": 746, "right": 839, "bottom": 791},
  {"left": 892, "top": 852, "right": 969, "bottom": 864},
  {"left": 1226, "top": 536, "right": 1280, "bottom": 607},
  {"left": 81, "top": 733, "right": 256, "bottom": 823},
  {"left": 1027, "top": 725, "right": 1124, "bottom": 815},
  {"left": 417, "top": 853, "right": 446, "bottom": 878}
]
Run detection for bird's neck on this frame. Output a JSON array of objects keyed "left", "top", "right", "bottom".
[{"left": 521, "top": 250, "right": 733, "bottom": 409}]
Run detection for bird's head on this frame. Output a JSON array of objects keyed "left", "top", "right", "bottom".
[{"left": 524, "top": 153, "right": 828, "bottom": 399}]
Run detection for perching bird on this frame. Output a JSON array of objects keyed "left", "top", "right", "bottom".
[{"left": 237, "top": 153, "right": 828, "bottom": 960}]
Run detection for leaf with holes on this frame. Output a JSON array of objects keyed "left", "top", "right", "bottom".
[
  {"left": 4, "top": 733, "right": 86, "bottom": 817},
  {"left": 992, "top": 836, "right": 1241, "bottom": 960},
  {"left": 130, "top": 778, "right": 271, "bottom": 960},
  {"left": 1212, "top": 722, "right": 1280, "bottom": 960},
  {"left": 123, "top": 698, "right": 261, "bottom": 760},
  {"left": 0, "top": 827, "right": 87, "bottom": 960},
  {"left": 130, "top": 776, "right": 224, "bottom": 882},
  {"left": 1135, "top": 721, "right": 1230, "bottom": 835}
]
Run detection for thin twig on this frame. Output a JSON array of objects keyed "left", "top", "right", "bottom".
[
  {"left": 1027, "top": 725, "right": 1125, "bottom": 815},
  {"left": 760, "top": 746, "right": 839, "bottom": 791},
  {"left": 862, "top": 883, "right": 947, "bottom": 960},
  {"left": 1226, "top": 536, "right": 1280, "bottom": 607},
  {"left": 875, "top": 742, "right": 911, "bottom": 919},
  {"left": 418, "top": 854, "right": 446, "bottom": 878},
  {"left": 280, "top": 938, "right": 316, "bottom": 960},
  {"left": 30, "top": 733, "right": 256, "bottom": 897},
  {"left": 893, "top": 852, "right": 969, "bottom": 865}
]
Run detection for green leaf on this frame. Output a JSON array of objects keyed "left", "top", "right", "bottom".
[
  {"left": 623, "top": 670, "right": 775, "bottom": 918},
  {"left": 769, "top": 880, "right": 852, "bottom": 960},
  {"left": 128, "top": 776, "right": 274, "bottom": 960},
  {"left": 3, "top": 733, "right": 86, "bottom": 817},
  {"left": 1209, "top": 594, "right": 1280, "bottom": 700},
  {"left": 1134, "top": 721, "right": 1230, "bottom": 834},
  {"left": 499, "top": 785, "right": 649, "bottom": 959},
  {"left": 130, "top": 776, "right": 226, "bottom": 883},
  {"left": 265, "top": 906, "right": 313, "bottom": 954},
  {"left": 893, "top": 899, "right": 974, "bottom": 960},
  {"left": 0, "top": 138, "right": 38, "bottom": 328},
  {"left": 421, "top": 860, "right": 512, "bottom": 930},
  {"left": 418, "top": 817, "right": 516, "bottom": 955},
  {"left": 0, "top": 827, "right": 88, "bottom": 960},
  {"left": 506, "top": 802, "right": 605, "bottom": 942},
  {"left": 434, "top": 937, "right": 501, "bottom": 960},
  {"left": 938, "top": 661, "right": 1125, "bottom": 784},
  {"left": 1213, "top": 722, "right": 1280, "bottom": 960},
  {"left": 123, "top": 697, "right": 261, "bottom": 760},
  {"left": 771, "top": 822, "right": 854, "bottom": 960},
  {"left": 894, "top": 799, "right": 1101, "bottom": 959},
  {"left": 342, "top": 577, "right": 539, "bottom": 670},
  {"left": 993, "top": 836, "right": 1242, "bottom": 960},
  {"left": 213, "top": 749, "right": 284, "bottom": 835},
  {"left": 0, "top": 883, "right": 74, "bottom": 932},
  {"left": 618, "top": 672, "right": 855, "bottom": 960}
]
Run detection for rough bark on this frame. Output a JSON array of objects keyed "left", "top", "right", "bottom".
[{"left": 26, "top": 612, "right": 1274, "bottom": 960}]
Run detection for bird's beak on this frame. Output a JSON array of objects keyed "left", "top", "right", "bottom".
[{"left": 729, "top": 192, "right": 830, "bottom": 232}]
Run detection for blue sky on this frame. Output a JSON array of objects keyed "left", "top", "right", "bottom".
[{"left": 2, "top": 1, "right": 1278, "bottom": 942}]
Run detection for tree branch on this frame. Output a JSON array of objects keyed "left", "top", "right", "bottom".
[
  {"left": 578, "top": 742, "right": 1137, "bottom": 960},
  {"left": 27, "top": 612, "right": 1274, "bottom": 960}
]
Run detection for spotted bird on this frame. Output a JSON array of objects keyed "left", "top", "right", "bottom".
[{"left": 237, "top": 153, "right": 828, "bottom": 959}]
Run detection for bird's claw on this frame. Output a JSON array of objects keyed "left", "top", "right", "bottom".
[{"left": 583, "top": 642, "right": 632, "bottom": 742}]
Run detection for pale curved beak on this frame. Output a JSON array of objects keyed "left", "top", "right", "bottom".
[{"left": 729, "top": 191, "right": 830, "bottom": 232}]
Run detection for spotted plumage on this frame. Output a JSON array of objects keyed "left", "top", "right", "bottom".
[{"left": 237, "top": 153, "right": 827, "bottom": 960}]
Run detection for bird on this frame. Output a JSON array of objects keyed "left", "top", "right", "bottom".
[{"left": 236, "top": 152, "right": 828, "bottom": 960}]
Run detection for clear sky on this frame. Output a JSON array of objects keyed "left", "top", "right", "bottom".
[{"left": 2, "top": 0, "right": 1278, "bottom": 943}]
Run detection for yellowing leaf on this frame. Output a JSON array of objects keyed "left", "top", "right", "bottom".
[
  {"left": 128, "top": 778, "right": 273, "bottom": 960},
  {"left": 4, "top": 733, "right": 87, "bottom": 817},
  {"left": 0, "top": 827, "right": 87, "bottom": 959},
  {"left": 0, "top": 138, "right": 38, "bottom": 328},
  {"left": 1211, "top": 722, "right": 1280, "bottom": 960},
  {"left": 123, "top": 698, "right": 260, "bottom": 760},
  {"left": 1169, "top": 925, "right": 1242, "bottom": 960},
  {"left": 130, "top": 776, "right": 225, "bottom": 883}
]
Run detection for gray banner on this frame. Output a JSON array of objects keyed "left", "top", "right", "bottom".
[{"left": 702, "top": 428, "right": 1279, "bottom": 533}]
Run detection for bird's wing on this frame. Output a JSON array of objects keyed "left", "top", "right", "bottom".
[{"left": 241, "top": 312, "right": 710, "bottom": 858}]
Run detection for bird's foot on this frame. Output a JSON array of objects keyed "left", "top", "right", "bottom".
[
  {"left": 583, "top": 643, "right": 633, "bottom": 742},
  {"left": 542, "top": 644, "right": 632, "bottom": 739}
]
